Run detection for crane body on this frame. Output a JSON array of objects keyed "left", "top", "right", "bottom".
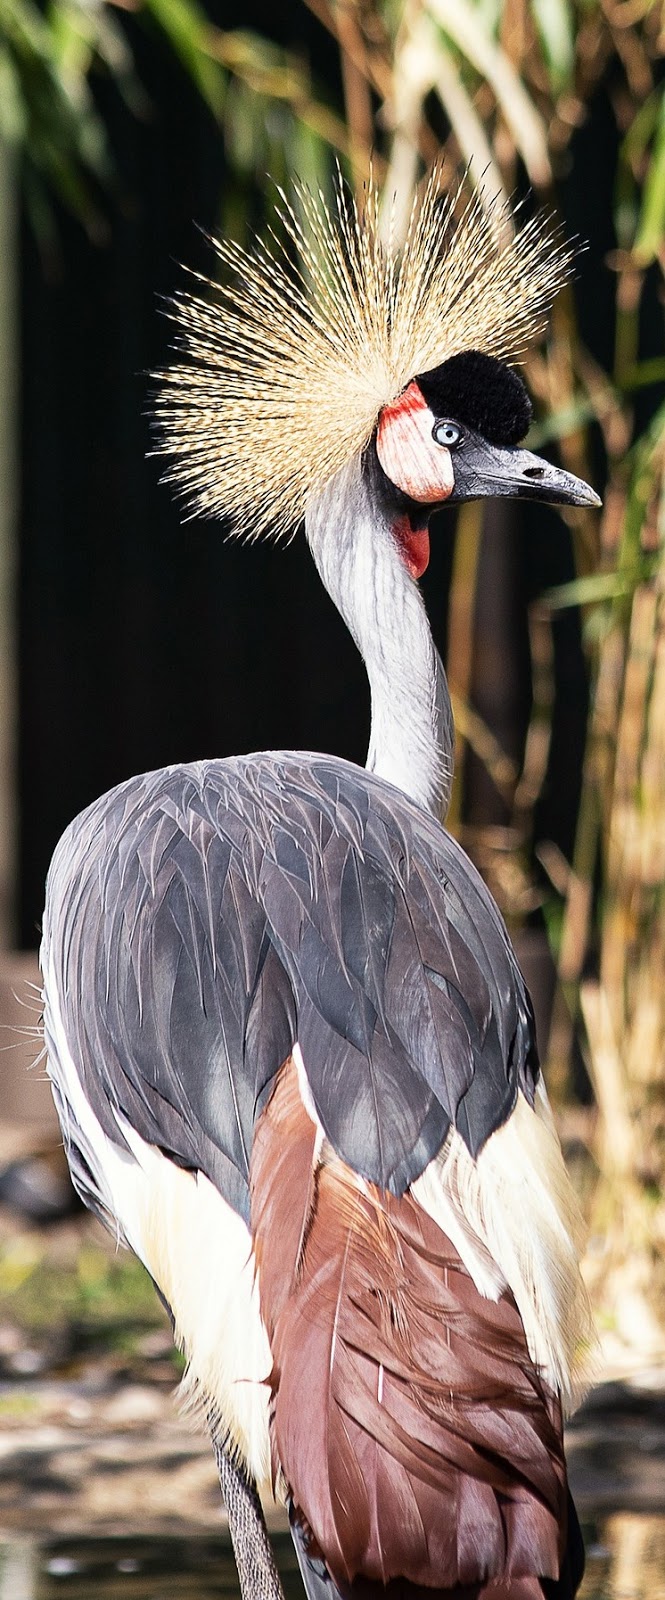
[
  {"left": 40, "top": 174, "right": 599, "bottom": 1600},
  {"left": 42, "top": 750, "right": 584, "bottom": 1592}
]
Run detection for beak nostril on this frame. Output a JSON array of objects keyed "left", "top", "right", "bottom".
[{"left": 523, "top": 466, "right": 546, "bottom": 479}]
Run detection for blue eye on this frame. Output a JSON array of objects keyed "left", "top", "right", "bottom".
[{"left": 433, "top": 420, "right": 462, "bottom": 448}]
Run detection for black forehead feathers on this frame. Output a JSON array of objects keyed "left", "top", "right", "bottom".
[{"left": 416, "top": 351, "right": 533, "bottom": 446}]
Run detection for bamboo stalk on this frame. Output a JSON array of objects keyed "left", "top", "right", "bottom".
[
  {"left": 334, "top": 0, "right": 375, "bottom": 192},
  {"left": 580, "top": 980, "right": 635, "bottom": 1179}
]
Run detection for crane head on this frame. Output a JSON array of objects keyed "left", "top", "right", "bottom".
[
  {"left": 154, "top": 170, "right": 600, "bottom": 544},
  {"left": 375, "top": 349, "right": 599, "bottom": 573}
]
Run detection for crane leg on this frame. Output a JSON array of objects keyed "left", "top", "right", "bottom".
[{"left": 211, "top": 1429, "right": 286, "bottom": 1600}]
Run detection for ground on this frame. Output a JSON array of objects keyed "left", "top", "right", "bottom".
[{"left": 0, "top": 1205, "right": 663, "bottom": 1599}]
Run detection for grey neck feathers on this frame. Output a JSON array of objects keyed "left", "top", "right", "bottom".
[{"left": 305, "top": 456, "right": 454, "bottom": 819}]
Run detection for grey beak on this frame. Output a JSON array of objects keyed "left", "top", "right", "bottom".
[{"left": 449, "top": 434, "right": 601, "bottom": 509}]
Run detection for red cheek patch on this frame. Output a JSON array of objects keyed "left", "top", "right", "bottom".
[{"left": 377, "top": 382, "right": 455, "bottom": 504}]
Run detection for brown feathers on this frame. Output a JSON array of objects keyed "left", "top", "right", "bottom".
[
  {"left": 250, "top": 1060, "right": 570, "bottom": 1596},
  {"left": 153, "top": 170, "right": 574, "bottom": 539}
]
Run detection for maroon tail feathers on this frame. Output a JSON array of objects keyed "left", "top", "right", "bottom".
[{"left": 250, "top": 1060, "right": 580, "bottom": 1600}]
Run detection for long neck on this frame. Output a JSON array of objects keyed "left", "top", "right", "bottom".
[{"left": 305, "top": 455, "right": 454, "bottom": 818}]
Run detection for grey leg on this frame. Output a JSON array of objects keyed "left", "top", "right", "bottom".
[{"left": 211, "top": 1429, "right": 286, "bottom": 1600}]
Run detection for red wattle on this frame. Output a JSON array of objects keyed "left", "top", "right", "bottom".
[{"left": 392, "top": 517, "right": 430, "bottom": 579}]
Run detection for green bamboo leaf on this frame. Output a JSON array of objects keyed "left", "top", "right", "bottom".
[
  {"left": 224, "top": 75, "right": 263, "bottom": 173},
  {"left": 629, "top": 398, "right": 665, "bottom": 461},
  {"left": 3, "top": 0, "right": 52, "bottom": 58},
  {"left": 144, "top": 0, "right": 226, "bottom": 120},
  {"left": 287, "top": 118, "right": 332, "bottom": 206},
  {"left": 622, "top": 88, "right": 662, "bottom": 165},
  {"left": 634, "top": 89, "right": 665, "bottom": 264},
  {"left": 544, "top": 565, "right": 657, "bottom": 610},
  {"left": 527, "top": 398, "right": 597, "bottom": 448},
  {"left": 620, "top": 405, "right": 665, "bottom": 564},
  {"left": 530, "top": 0, "right": 575, "bottom": 93},
  {"left": 48, "top": 0, "right": 94, "bottom": 77},
  {"left": 0, "top": 44, "right": 25, "bottom": 141},
  {"left": 621, "top": 359, "right": 665, "bottom": 391}
]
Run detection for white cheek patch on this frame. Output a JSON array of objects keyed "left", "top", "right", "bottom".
[{"left": 377, "top": 382, "right": 455, "bottom": 503}]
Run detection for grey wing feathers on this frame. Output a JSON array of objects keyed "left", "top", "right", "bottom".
[{"left": 43, "top": 753, "right": 538, "bottom": 1221}]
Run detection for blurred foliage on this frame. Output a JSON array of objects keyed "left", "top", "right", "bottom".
[
  {"left": 0, "top": 0, "right": 346, "bottom": 241},
  {"left": 0, "top": 0, "right": 664, "bottom": 1355},
  {"left": 0, "top": 0, "right": 138, "bottom": 239},
  {"left": 0, "top": 1221, "right": 162, "bottom": 1332}
]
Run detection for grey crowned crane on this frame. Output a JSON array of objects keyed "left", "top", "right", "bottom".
[{"left": 41, "top": 175, "right": 599, "bottom": 1600}]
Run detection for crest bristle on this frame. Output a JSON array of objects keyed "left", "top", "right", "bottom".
[{"left": 152, "top": 170, "right": 574, "bottom": 539}]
